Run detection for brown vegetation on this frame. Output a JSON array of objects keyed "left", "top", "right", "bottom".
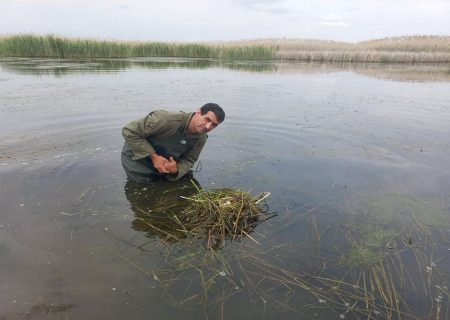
[{"left": 232, "top": 35, "right": 450, "bottom": 63}]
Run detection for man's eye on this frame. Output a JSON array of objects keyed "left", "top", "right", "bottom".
[{"left": 205, "top": 116, "right": 218, "bottom": 127}]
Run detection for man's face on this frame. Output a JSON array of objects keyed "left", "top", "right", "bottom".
[{"left": 190, "top": 110, "right": 220, "bottom": 134}]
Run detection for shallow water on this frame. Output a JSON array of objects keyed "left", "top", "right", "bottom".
[{"left": 1, "top": 58, "right": 450, "bottom": 319}]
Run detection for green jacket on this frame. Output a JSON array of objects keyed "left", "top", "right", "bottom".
[{"left": 122, "top": 110, "right": 207, "bottom": 181}]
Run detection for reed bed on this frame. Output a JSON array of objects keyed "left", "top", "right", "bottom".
[
  {"left": 1, "top": 34, "right": 449, "bottom": 63},
  {"left": 360, "top": 35, "right": 450, "bottom": 53},
  {"left": 0, "top": 34, "right": 274, "bottom": 60},
  {"left": 213, "top": 36, "right": 450, "bottom": 63},
  {"left": 216, "top": 35, "right": 450, "bottom": 63},
  {"left": 276, "top": 50, "right": 450, "bottom": 63},
  {"left": 271, "top": 36, "right": 450, "bottom": 63}
]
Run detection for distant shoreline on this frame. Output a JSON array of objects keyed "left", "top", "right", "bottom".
[{"left": 1, "top": 34, "right": 449, "bottom": 63}]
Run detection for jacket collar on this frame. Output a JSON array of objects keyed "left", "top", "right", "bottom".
[{"left": 180, "top": 112, "right": 205, "bottom": 138}]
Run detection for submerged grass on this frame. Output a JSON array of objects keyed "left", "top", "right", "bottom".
[
  {"left": 121, "top": 187, "right": 450, "bottom": 319},
  {"left": 1, "top": 34, "right": 449, "bottom": 62},
  {"left": 344, "top": 246, "right": 384, "bottom": 268},
  {"left": 129, "top": 181, "right": 273, "bottom": 249}
]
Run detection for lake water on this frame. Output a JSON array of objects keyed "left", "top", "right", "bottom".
[{"left": 1, "top": 58, "right": 450, "bottom": 319}]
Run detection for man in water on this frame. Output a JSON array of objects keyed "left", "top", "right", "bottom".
[{"left": 121, "top": 103, "right": 225, "bottom": 182}]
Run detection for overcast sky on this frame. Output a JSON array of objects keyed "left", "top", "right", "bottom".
[{"left": 1, "top": 0, "right": 449, "bottom": 42}]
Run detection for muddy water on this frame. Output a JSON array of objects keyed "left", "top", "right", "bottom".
[{"left": 1, "top": 58, "right": 450, "bottom": 319}]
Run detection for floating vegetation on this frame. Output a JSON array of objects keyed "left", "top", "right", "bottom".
[
  {"left": 174, "top": 187, "right": 273, "bottom": 249},
  {"left": 126, "top": 180, "right": 274, "bottom": 249},
  {"left": 343, "top": 246, "right": 384, "bottom": 268},
  {"left": 364, "top": 228, "right": 397, "bottom": 248},
  {"left": 118, "top": 181, "right": 450, "bottom": 319}
]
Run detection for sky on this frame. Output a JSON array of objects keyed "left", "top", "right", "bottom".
[{"left": 0, "top": 0, "right": 449, "bottom": 42}]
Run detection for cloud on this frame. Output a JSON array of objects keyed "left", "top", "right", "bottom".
[
  {"left": 117, "top": 4, "right": 130, "bottom": 9},
  {"left": 344, "top": 6, "right": 361, "bottom": 13},
  {"left": 231, "top": 0, "right": 289, "bottom": 15},
  {"left": 319, "top": 14, "right": 348, "bottom": 27}
]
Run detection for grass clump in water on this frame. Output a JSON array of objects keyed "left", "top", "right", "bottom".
[
  {"left": 363, "top": 228, "right": 398, "bottom": 248},
  {"left": 344, "top": 246, "right": 384, "bottom": 268},
  {"left": 173, "top": 187, "right": 272, "bottom": 249}
]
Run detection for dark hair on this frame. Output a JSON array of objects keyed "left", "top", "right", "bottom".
[{"left": 200, "top": 103, "right": 225, "bottom": 123}]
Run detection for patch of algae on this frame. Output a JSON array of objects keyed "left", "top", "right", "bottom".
[
  {"left": 364, "top": 228, "right": 397, "bottom": 247},
  {"left": 366, "top": 193, "right": 449, "bottom": 227},
  {"left": 344, "top": 246, "right": 384, "bottom": 268}
]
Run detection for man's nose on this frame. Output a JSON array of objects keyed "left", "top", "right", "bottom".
[{"left": 205, "top": 122, "right": 212, "bottom": 130}]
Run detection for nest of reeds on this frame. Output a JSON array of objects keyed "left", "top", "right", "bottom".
[{"left": 173, "top": 188, "right": 273, "bottom": 249}]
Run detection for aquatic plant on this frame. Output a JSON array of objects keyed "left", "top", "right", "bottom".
[
  {"left": 252, "top": 35, "right": 450, "bottom": 63},
  {"left": 1, "top": 34, "right": 450, "bottom": 62},
  {"left": 0, "top": 34, "right": 274, "bottom": 60},
  {"left": 174, "top": 187, "right": 272, "bottom": 249},
  {"left": 364, "top": 228, "right": 398, "bottom": 248},
  {"left": 114, "top": 187, "right": 450, "bottom": 319},
  {"left": 365, "top": 193, "right": 450, "bottom": 227},
  {"left": 123, "top": 174, "right": 275, "bottom": 251},
  {"left": 344, "top": 246, "right": 384, "bottom": 268}
]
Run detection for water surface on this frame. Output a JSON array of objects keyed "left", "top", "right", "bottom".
[{"left": 1, "top": 58, "right": 450, "bottom": 319}]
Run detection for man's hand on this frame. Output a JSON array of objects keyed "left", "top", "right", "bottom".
[
  {"left": 164, "top": 157, "right": 178, "bottom": 174},
  {"left": 151, "top": 154, "right": 170, "bottom": 173},
  {"left": 151, "top": 154, "right": 178, "bottom": 174}
]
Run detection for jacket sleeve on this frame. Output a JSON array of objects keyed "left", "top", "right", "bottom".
[
  {"left": 122, "top": 111, "right": 171, "bottom": 160},
  {"left": 166, "top": 136, "right": 207, "bottom": 181}
]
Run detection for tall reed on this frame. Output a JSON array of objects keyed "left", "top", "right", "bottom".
[
  {"left": 271, "top": 36, "right": 450, "bottom": 62},
  {"left": 0, "top": 34, "right": 274, "bottom": 60},
  {"left": 1, "top": 34, "right": 449, "bottom": 63}
]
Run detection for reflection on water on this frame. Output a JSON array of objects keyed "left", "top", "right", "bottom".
[
  {"left": 1, "top": 57, "right": 450, "bottom": 319},
  {"left": 1, "top": 57, "right": 450, "bottom": 82},
  {"left": 125, "top": 177, "right": 271, "bottom": 250},
  {"left": 0, "top": 57, "right": 276, "bottom": 76},
  {"left": 125, "top": 176, "right": 199, "bottom": 242}
]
